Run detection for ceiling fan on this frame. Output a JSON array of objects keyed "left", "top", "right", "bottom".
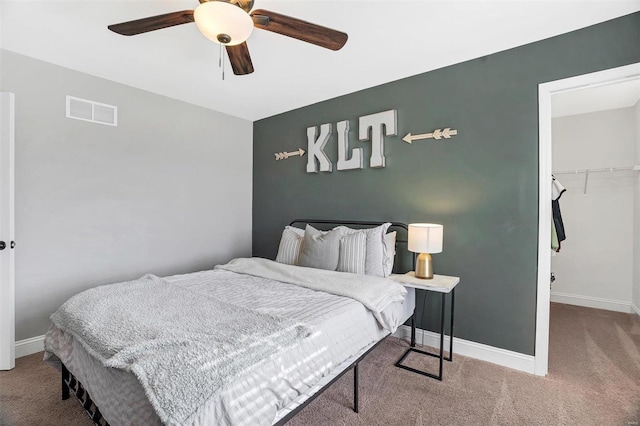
[{"left": 107, "top": 0, "right": 348, "bottom": 76}]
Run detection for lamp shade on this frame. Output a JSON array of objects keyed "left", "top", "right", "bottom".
[
  {"left": 408, "top": 223, "right": 443, "bottom": 254},
  {"left": 194, "top": 2, "right": 254, "bottom": 46}
]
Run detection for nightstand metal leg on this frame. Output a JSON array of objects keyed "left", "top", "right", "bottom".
[
  {"left": 395, "top": 275, "right": 459, "bottom": 381},
  {"left": 410, "top": 311, "right": 416, "bottom": 347},
  {"left": 438, "top": 293, "right": 445, "bottom": 379},
  {"left": 395, "top": 289, "right": 456, "bottom": 381},
  {"left": 447, "top": 289, "right": 455, "bottom": 362}
]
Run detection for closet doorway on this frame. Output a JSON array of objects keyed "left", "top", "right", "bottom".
[
  {"left": 551, "top": 81, "right": 640, "bottom": 312},
  {"left": 536, "top": 63, "right": 640, "bottom": 376}
]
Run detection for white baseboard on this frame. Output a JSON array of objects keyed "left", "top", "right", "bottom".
[
  {"left": 631, "top": 302, "right": 640, "bottom": 317},
  {"left": 550, "top": 292, "right": 631, "bottom": 313},
  {"left": 393, "top": 325, "right": 535, "bottom": 374},
  {"left": 15, "top": 335, "right": 45, "bottom": 358}
]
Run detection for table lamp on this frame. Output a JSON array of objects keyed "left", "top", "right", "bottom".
[{"left": 408, "top": 223, "right": 443, "bottom": 279}]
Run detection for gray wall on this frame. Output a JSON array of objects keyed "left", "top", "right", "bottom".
[
  {"left": 253, "top": 13, "right": 640, "bottom": 355},
  {"left": 0, "top": 50, "right": 253, "bottom": 341}
]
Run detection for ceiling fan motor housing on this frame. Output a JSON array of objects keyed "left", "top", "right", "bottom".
[
  {"left": 204, "top": 0, "right": 254, "bottom": 14},
  {"left": 194, "top": 1, "right": 254, "bottom": 45}
]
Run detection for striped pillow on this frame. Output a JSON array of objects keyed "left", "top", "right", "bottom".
[
  {"left": 337, "top": 231, "right": 367, "bottom": 274},
  {"left": 275, "top": 226, "right": 304, "bottom": 265},
  {"left": 335, "top": 223, "right": 391, "bottom": 277}
]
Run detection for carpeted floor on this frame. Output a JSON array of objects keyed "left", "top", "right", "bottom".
[{"left": 1, "top": 303, "right": 639, "bottom": 425}]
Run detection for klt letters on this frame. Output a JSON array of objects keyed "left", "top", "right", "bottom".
[{"left": 306, "top": 109, "right": 397, "bottom": 173}]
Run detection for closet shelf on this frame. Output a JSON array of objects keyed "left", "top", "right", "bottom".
[
  {"left": 553, "top": 165, "right": 639, "bottom": 195},
  {"left": 553, "top": 165, "right": 640, "bottom": 175}
]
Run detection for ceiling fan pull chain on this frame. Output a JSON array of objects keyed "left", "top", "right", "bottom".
[{"left": 217, "top": 43, "right": 225, "bottom": 81}]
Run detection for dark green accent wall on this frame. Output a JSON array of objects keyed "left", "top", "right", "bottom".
[{"left": 252, "top": 13, "right": 640, "bottom": 355}]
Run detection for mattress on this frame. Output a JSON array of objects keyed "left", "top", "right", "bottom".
[{"left": 45, "top": 268, "right": 415, "bottom": 425}]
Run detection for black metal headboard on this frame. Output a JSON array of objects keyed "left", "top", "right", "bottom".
[{"left": 288, "top": 219, "right": 413, "bottom": 274}]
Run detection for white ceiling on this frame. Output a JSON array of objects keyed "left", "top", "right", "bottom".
[
  {"left": 2, "top": 0, "right": 640, "bottom": 121},
  {"left": 552, "top": 78, "right": 640, "bottom": 117}
]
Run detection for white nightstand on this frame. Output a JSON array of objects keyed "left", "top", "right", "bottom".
[{"left": 390, "top": 272, "right": 460, "bottom": 381}]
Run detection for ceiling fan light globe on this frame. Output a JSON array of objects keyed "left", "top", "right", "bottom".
[{"left": 194, "top": 2, "right": 253, "bottom": 46}]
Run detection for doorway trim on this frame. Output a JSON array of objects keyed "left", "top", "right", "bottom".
[
  {"left": 0, "top": 92, "right": 15, "bottom": 370},
  {"left": 536, "top": 62, "right": 640, "bottom": 376}
]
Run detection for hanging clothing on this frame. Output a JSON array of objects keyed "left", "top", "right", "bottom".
[
  {"left": 551, "top": 218, "right": 560, "bottom": 251},
  {"left": 552, "top": 199, "right": 566, "bottom": 243},
  {"left": 551, "top": 176, "right": 567, "bottom": 251},
  {"left": 552, "top": 177, "right": 566, "bottom": 201}
]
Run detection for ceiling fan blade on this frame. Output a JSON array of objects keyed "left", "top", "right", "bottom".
[
  {"left": 226, "top": 42, "right": 254, "bottom": 75},
  {"left": 108, "top": 10, "right": 194, "bottom": 36},
  {"left": 251, "top": 9, "right": 347, "bottom": 51}
]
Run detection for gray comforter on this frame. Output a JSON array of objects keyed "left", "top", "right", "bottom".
[{"left": 50, "top": 273, "right": 311, "bottom": 426}]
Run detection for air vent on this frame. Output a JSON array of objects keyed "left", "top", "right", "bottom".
[{"left": 66, "top": 96, "right": 117, "bottom": 126}]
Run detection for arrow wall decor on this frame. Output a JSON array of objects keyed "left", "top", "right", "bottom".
[
  {"left": 403, "top": 128, "right": 458, "bottom": 144},
  {"left": 275, "top": 148, "right": 306, "bottom": 161}
]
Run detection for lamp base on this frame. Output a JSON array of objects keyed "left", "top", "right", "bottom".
[{"left": 415, "top": 253, "right": 433, "bottom": 279}]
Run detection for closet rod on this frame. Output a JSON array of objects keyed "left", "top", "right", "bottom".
[{"left": 553, "top": 165, "right": 640, "bottom": 175}]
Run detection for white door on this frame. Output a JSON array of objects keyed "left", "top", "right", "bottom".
[{"left": 0, "top": 92, "right": 15, "bottom": 370}]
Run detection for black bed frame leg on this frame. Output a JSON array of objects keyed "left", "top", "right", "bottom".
[
  {"left": 353, "top": 363, "right": 359, "bottom": 413},
  {"left": 61, "top": 363, "right": 70, "bottom": 400}
]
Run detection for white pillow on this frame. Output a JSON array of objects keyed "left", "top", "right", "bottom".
[
  {"left": 383, "top": 231, "right": 397, "bottom": 276},
  {"left": 275, "top": 226, "right": 304, "bottom": 265},
  {"left": 335, "top": 223, "right": 391, "bottom": 277},
  {"left": 275, "top": 224, "right": 396, "bottom": 276},
  {"left": 337, "top": 231, "right": 367, "bottom": 274}
]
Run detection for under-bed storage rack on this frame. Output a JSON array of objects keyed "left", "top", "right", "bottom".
[{"left": 62, "top": 363, "right": 109, "bottom": 426}]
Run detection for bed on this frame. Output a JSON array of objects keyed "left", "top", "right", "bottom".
[{"left": 43, "top": 220, "right": 416, "bottom": 426}]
